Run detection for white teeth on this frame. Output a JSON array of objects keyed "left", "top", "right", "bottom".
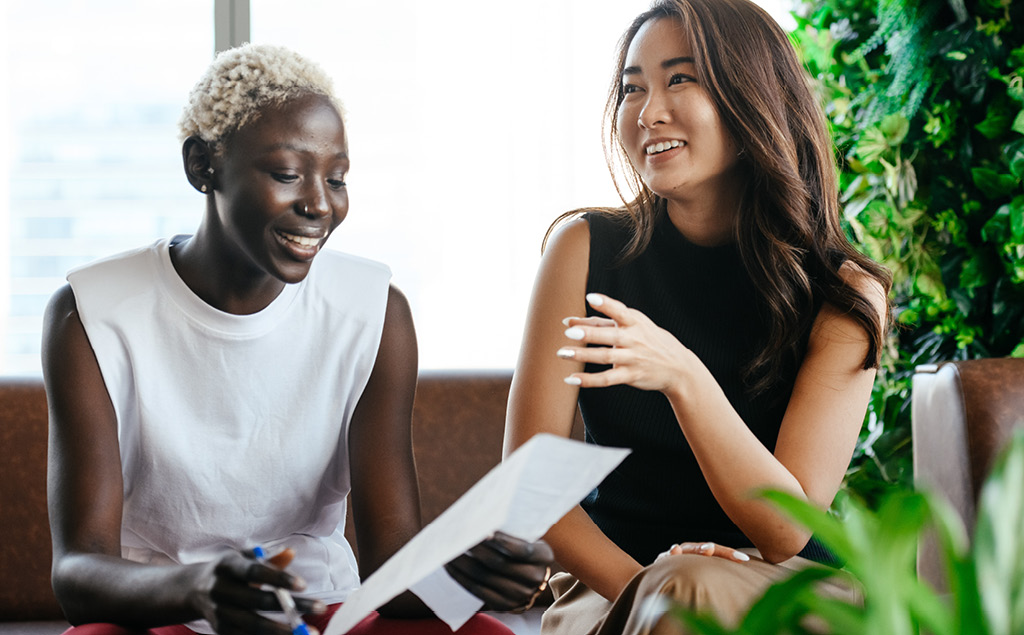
[
  {"left": 646, "top": 139, "right": 683, "bottom": 155},
  {"left": 279, "top": 231, "right": 322, "bottom": 248}
]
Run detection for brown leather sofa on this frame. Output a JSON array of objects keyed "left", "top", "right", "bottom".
[
  {"left": 911, "top": 358, "right": 1024, "bottom": 592},
  {"left": 0, "top": 371, "right": 581, "bottom": 634}
]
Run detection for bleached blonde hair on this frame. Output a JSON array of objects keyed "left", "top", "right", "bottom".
[{"left": 178, "top": 43, "right": 343, "bottom": 152}]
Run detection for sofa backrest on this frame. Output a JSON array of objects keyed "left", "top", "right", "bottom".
[
  {"left": 912, "top": 358, "right": 1024, "bottom": 592},
  {"left": 0, "top": 378, "right": 59, "bottom": 621},
  {"left": 0, "top": 371, "right": 583, "bottom": 621}
]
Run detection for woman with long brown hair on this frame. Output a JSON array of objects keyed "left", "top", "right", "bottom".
[{"left": 504, "top": 1, "right": 890, "bottom": 632}]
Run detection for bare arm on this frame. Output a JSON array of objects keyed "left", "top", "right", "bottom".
[
  {"left": 43, "top": 284, "right": 309, "bottom": 632},
  {"left": 503, "top": 219, "right": 644, "bottom": 601},
  {"left": 679, "top": 286, "right": 881, "bottom": 562},
  {"left": 347, "top": 285, "right": 427, "bottom": 617},
  {"left": 350, "top": 286, "right": 551, "bottom": 618},
  {"left": 563, "top": 266, "right": 886, "bottom": 563}
]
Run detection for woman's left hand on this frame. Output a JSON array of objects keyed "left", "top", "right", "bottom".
[
  {"left": 444, "top": 532, "right": 554, "bottom": 613},
  {"left": 559, "top": 293, "right": 694, "bottom": 394},
  {"left": 655, "top": 541, "right": 751, "bottom": 563}
]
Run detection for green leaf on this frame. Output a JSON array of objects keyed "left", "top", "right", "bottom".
[
  {"left": 1006, "top": 140, "right": 1024, "bottom": 179},
  {"left": 875, "top": 490, "right": 933, "bottom": 549},
  {"left": 982, "top": 205, "right": 1010, "bottom": 243},
  {"left": 740, "top": 567, "right": 836, "bottom": 631},
  {"left": 919, "top": 490, "right": 987, "bottom": 633},
  {"left": 1013, "top": 110, "right": 1024, "bottom": 135},
  {"left": 898, "top": 308, "right": 919, "bottom": 325},
  {"left": 758, "top": 490, "right": 854, "bottom": 560},
  {"left": 1012, "top": 342, "right": 1024, "bottom": 358},
  {"left": 960, "top": 254, "right": 990, "bottom": 289},
  {"left": 880, "top": 113, "right": 910, "bottom": 145},
  {"left": 976, "top": 104, "right": 1013, "bottom": 139},
  {"left": 906, "top": 578, "right": 956, "bottom": 635},
  {"left": 1011, "top": 196, "right": 1024, "bottom": 241},
  {"left": 974, "top": 433, "right": 1024, "bottom": 635},
  {"left": 799, "top": 597, "right": 865, "bottom": 634},
  {"left": 914, "top": 256, "right": 947, "bottom": 302},
  {"left": 855, "top": 127, "right": 891, "bottom": 164},
  {"left": 972, "top": 168, "right": 1019, "bottom": 199},
  {"left": 1011, "top": 154, "right": 1024, "bottom": 180}
]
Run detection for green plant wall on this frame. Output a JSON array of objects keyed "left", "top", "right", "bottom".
[{"left": 791, "top": 0, "right": 1024, "bottom": 503}]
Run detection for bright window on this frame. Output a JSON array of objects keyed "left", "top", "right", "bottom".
[
  {"left": 2, "top": 0, "right": 213, "bottom": 374},
  {"left": 2, "top": 0, "right": 794, "bottom": 375}
]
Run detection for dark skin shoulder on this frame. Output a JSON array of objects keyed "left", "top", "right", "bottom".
[
  {"left": 351, "top": 285, "right": 553, "bottom": 617},
  {"left": 42, "top": 284, "right": 318, "bottom": 633}
]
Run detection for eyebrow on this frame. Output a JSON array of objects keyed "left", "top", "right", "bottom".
[
  {"left": 622, "top": 56, "right": 695, "bottom": 77},
  {"left": 263, "top": 143, "right": 349, "bottom": 160}
]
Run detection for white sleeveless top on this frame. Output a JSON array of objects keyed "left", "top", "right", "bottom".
[{"left": 68, "top": 238, "right": 391, "bottom": 609}]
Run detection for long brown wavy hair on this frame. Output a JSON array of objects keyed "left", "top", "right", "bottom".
[{"left": 546, "top": 0, "right": 892, "bottom": 395}]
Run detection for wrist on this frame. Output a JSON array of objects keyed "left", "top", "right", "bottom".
[
  {"left": 662, "top": 350, "right": 701, "bottom": 403},
  {"left": 663, "top": 352, "right": 712, "bottom": 407},
  {"left": 179, "top": 562, "right": 213, "bottom": 621},
  {"left": 598, "top": 562, "right": 643, "bottom": 602}
]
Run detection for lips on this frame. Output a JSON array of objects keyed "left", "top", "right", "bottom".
[
  {"left": 274, "top": 228, "right": 327, "bottom": 260},
  {"left": 276, "top": 230, "right": 323, "bottom": 248},
  {"left": 645, "top": 139, "right": 686, "bottom": 155}
]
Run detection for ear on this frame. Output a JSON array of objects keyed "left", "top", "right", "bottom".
[{"left": 182, "top": 136, "right": 216, "bottom": 194}]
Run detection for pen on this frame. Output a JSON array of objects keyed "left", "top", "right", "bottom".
[{"left": 253, "top": 546, "right": 312, "bottom": 635}]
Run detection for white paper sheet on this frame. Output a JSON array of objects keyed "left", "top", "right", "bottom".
[
  {"left": 324, "top": 433, "right": 629, "bottom": 635},
  {"left": 408, "top": 567, "right": 482, "bottom": 630}
]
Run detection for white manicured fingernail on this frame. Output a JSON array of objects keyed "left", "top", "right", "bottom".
[
  {"left": 564, "top": 327, "right": 585, "bottom": 340},
  {"left": 556, "top": 348, "right": 575, "bottom": 359},
  {"left": 700, "top": 542, "right": 713, "bottom": 552},
  {"left": 732, "top": 551, "right": 750, "bottom": 562},
  {"left": 586, "top": 293, "right": 604, "bottom": 306},
  {"left": 561, "top": 316, "right": 576, "bottom": 326},
  {"left": 564, "top": 376, "right": 582, "bottom": 386}
]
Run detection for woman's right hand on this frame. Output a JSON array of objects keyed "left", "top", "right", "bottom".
[
  {"left": 559, "top": 293, "right": 701, "bottom": 398},
  {"left": 191, "top": 548, "right": 325, "bottom": 635}
]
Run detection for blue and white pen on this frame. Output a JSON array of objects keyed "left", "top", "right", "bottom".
[{"left": 253, "top": 546, "right": 312, "bottom": 635}]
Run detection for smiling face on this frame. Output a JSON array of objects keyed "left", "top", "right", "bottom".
[
  {"left": 211, "top": 92, "right": 349, "bottom": 285},
  {"left": 615, "top": 17, "right": 741, "bottom": 206}
]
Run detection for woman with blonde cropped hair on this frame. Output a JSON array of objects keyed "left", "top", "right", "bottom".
[
  {"left": 43, "top": 43, "right": 552, "bottom": 635},
  {"left": 504, "top": 1, "right": 890, "bottom": 633}
]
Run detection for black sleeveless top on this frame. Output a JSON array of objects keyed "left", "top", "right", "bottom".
[{"left": 579, "top": 210, "right": 829, "bottom": 566}]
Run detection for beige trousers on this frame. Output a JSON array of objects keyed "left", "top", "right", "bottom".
[{"left": 540, "top": 550, "right": 858, "bottom": 635}]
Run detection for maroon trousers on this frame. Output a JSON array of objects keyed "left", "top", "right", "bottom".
[{"left": 61, "top": 602, "right": 514, "bottom": 635}]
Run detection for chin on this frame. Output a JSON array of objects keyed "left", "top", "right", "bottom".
[{"left": 274, "top": 262, "right": 315, "bottom": 285}]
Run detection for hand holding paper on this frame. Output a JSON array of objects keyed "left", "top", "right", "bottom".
[
  {"left": 444, "top": 531, "right": 554, "bottom": 613},
  {"left": 324, "top": 434, "right": 629, "bottom": 634}
]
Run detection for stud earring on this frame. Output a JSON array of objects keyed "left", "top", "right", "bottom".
[{"left": 201, "top": 184, "right": 208, "bottom": 193}]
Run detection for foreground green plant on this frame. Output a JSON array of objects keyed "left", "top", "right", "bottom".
[{"left": 672, "top": 431, "right": 1024, "bottom": 634}]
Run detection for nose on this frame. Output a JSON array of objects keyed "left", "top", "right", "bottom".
[
  {"left": 299, "top": 180, "right": 331, "bottom": 218},
  {"left": 637, "top": 89, "right": 672, "bottom": 130}
]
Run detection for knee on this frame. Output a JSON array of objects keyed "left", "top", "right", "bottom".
[{"left": 644, "top": 555, "right": 742, "bottom": 612}]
